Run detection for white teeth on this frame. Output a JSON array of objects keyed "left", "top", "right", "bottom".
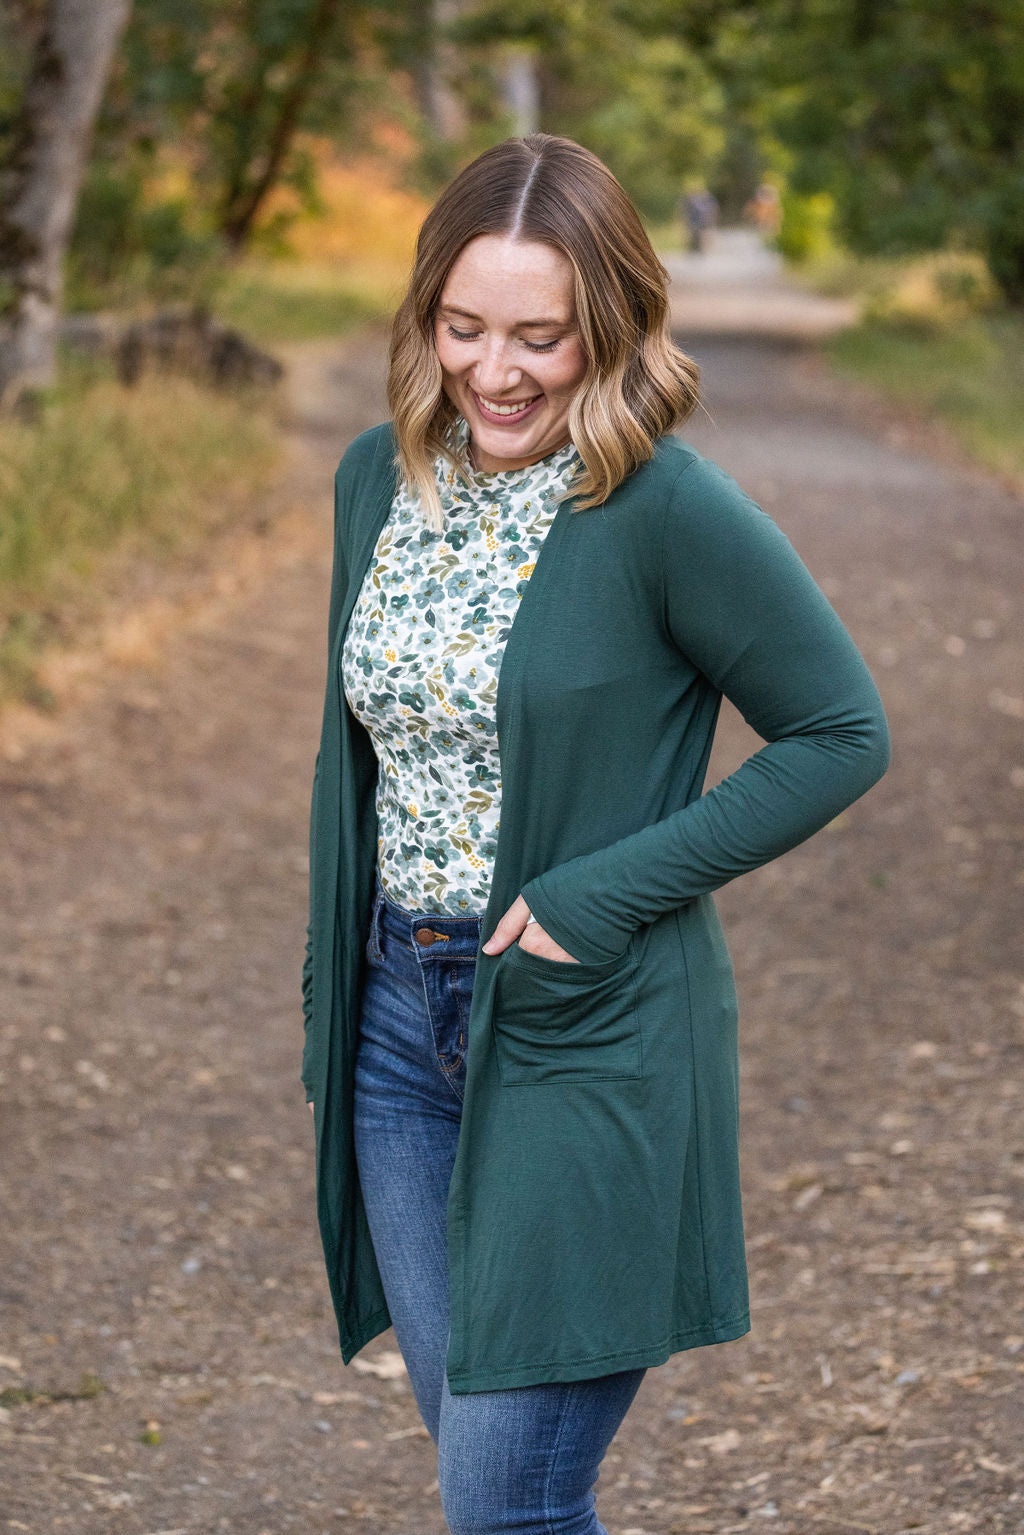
[{"left": 477, "top": 394, "right": 538, "bottom": 417}]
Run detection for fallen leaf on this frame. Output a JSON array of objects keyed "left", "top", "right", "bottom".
[
  {"left": 698, "top": 1427, "right": 741, "bottom": 1454},
  {"left": 963, "top": 1209, "right": 1006, "bottom": 1231},
  {"left": 351, "top": 1350, "right": 407, "bottom": 1379}
]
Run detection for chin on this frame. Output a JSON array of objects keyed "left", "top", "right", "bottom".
[{"left": 476, "top": 413, "right": 556, "bottom": 444}]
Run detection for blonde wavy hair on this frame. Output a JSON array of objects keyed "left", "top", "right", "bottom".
[{"left": 387, "top": 133, "right": 700, "bottom": 533}]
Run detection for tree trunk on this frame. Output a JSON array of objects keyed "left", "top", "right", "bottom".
[
  {"left": 219, "top": 0, "right": 343, "bottom": 253},
  {"left": 499, "top": 45, "right": 539, "bottom": 139},
  {"left": 0, "top": 0, "right": 133, "bottom": 407},
  {"left": 422, "top": 0, "right": 467, "bottom": 142}
]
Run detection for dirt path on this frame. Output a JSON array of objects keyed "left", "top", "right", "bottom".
[
  {"left": 1, "top": 251, "right": 1022, "bottom": 1535},
  {"left": 667, "top": 229, "right": 856, "bottom": 341}
]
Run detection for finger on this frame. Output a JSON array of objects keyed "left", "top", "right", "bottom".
[
  {"left": 518, "top": 925, "right": 580, "bottom": 963},
  {"left": 481, "top": 897, "right": 529, "bottom": 955},
  {"left": 481, "top": 922, "right": 513, "bottom": 954}
]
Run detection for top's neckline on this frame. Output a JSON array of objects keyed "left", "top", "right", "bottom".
[{"left": 446, "top": 414, "right": 581, "bottom": 489}]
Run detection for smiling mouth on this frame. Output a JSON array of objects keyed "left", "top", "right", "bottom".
[{"left": 471, "top": 389, "right": 542, "bottom": 421}]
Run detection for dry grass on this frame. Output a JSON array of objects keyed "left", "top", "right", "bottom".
[
  {"left": 793, "top": 246, "right": 1024, "bottom": 491},
  {"left": 829, "top": 309, "right": 1024, "bottom": 490},
  {"left": 0, "top": 147, "right": 425, "bottom": 707},
  {"left": 0, "top": 359, "right": 281, "bottom": 706}
]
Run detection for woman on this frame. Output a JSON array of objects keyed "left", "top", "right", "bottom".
[{"left": 302, "top": 134, "right": 890, "bottom": 1533}]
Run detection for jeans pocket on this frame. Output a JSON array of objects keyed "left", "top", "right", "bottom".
[{"left": 492, "top": 941, "right": 642, "bottom": 1086}]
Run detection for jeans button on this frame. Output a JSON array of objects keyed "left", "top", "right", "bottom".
[{"left": 414, "top": 927, "right": 436, "bottom": 947}]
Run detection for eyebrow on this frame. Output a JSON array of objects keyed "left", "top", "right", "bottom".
[{"left": 439, "top": 305, "right": 570, "bottom": 329}]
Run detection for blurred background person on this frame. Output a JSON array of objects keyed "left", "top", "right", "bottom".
[{"left": 679, "top": 185, "right": 721, "bottom": 253}]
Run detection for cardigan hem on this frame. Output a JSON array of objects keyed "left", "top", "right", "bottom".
[
  {"left": 443, "top": 1311, "right": 751, "bottom": 1394},
  {"left": 339, "top": 1307, "right": 393, "bottom": 1366}
]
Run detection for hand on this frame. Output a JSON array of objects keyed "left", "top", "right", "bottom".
[
  {"left": 481, "top": 894, "right": 580, "bottom": 963},
  {"left": 308, "top": 1101, "right": 314, "bottom": 1116}
]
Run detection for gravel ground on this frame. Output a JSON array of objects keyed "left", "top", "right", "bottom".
[{"left": 1, "top": 261, "right": 1022, "bottom": 1535}]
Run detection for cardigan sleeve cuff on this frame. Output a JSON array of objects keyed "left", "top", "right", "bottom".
[{"left": 519, "top": 869, "right": 634, "bottom": 964}]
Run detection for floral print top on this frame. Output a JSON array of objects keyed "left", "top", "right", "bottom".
[{"left": 341, "top": 415, "right": 583, "bottom": 916}]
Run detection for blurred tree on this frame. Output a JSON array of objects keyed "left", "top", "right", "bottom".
[
  {"left": 0, "top": 0, "right": 133, "bottom": 405},
  {"left": 216, "top": 0, "right": 346, "bottom": 248},
  {"left": 18, "top": 0, "right": 1018, "bottom": 344},
  {"left": 109, "top": 0, "right": 349, "bottom": 252},
  {"left": 80, "top": 0, "right": 434, "bottom": 271},
  {"left": 450, "top": 0, "right": 724, "bottom": 222},
  {"left": 420, "top": 0, "right": 468, "bottom": 142},
  {"left": 498, "top": 44, "right": 540, "bottom": 138},
  {"left": 712, "top": 121, "right": 764, "bottom": 223},
  {"left": 758, "top": 0, "right": 1024, "bottom": 299}
]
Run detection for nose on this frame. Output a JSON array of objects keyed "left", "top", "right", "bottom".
[{"left": 470, "top": 337, "right": 524, "bottom": 399}]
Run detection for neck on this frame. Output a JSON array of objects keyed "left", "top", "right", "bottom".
[{"left": 468, "top": 433, "right": 572, "bottom": 475}]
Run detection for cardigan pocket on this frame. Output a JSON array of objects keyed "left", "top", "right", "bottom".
[{"left": 492, "top": 939, "right": 642, "bottom": 1086}]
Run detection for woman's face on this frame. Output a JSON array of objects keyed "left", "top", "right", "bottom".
[{"left": 434, "top": 234, "right": 588, "bottom": 473}]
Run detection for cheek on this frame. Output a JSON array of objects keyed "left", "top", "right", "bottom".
[
  {"left": 545, "top": 349, "right": 588, "bottom": 399},
  {"left": 433, "top": 330, "right": 461, "bottom": 379}
]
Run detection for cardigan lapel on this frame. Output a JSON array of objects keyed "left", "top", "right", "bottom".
[
  {"left": 330, "top": 433, "right": 581, "bottom": 950},
  {"left": 486, "top": 487, "right": 580, "bottom": 936}
]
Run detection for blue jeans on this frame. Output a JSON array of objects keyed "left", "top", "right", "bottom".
[{"left": 352, "top": 871, "right": 648, "bottom": 1535}]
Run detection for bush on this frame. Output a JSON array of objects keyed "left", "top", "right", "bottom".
[
  {"left": 861, "top": 251, "right": 999, "bottom": 335},
  {"left": 774, "top": 191, "right": 836, "bottom": 264},
  {"left": 985, "top": 179, "right": 1024, "bottom": 307},
  {"left": 67, "top": 162, "right": 224, "bottom": 313}
]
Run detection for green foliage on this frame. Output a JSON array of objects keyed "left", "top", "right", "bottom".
[
  {"left": 573, "top": 36, "right": 725, "bottom": 223},
  {"left": 435, "top": 0, "right": 1024, "bottom": 297},
  {"left": 61, "top": 0, "right": 401, "bottom": 302},
  {"left": 18, "top": 0, "right": 1024, "bottom": 323},
  {"left": 85, "top": 0, "right": 363, "bottom": 255},
  {"left": 757, "top": 0, "right": 1024, "bottom": 301},
  {"left": 449, "top": 0, "right": 725, "bottom": 222},
  {"left": 67, "top": 161, "right": 224, "bottom": 312},
  {"left": 856, "top": 251, "right": 1000, "bottom": 334},
  {"left": 775, "top": 191, "right": 835, "bottom": 264},
  {"left": 983, "top": 176, "right": 1024, "bottom": 306}
]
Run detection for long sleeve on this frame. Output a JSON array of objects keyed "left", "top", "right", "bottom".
[{"left": 519, "top": 455, "right": 891, "bottom": 962}]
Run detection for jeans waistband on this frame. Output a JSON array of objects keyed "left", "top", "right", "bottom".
[{"left": 371, "top": 867, "right": 484, "bottom": 958}]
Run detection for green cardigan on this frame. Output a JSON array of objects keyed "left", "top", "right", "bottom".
[{"left": 302, "top": 421, "right": 890, "bottom": 1394}]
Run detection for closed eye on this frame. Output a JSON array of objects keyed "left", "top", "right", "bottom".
[{"left": 445, "top": 324, "right": 561, "bottom": 354}]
